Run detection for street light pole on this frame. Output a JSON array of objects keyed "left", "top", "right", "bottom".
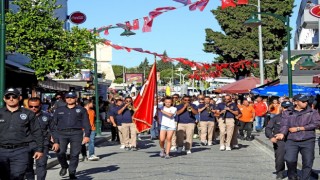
[
  {"left": 257, "top": 0, "right": 265, "bottom": 86},
  {"left": 93, "top": 28, "right": 101, "bottom": 136},
  {"left": 0, "top": 1, "right": 6, "bottom": 107}
]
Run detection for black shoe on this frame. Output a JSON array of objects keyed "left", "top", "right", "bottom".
[
  {"left": 246, "top": 136, "right": 254, "bottom": 141},
  {"left": 59, "top": 168, "right": 67, "bottom": 176},
  {"left": 69, "top": 174, "right": 77, "bottom": 179},
  {"left": 239, "top": 136, "right": 245, "bottom": 140},
  {"left": 200, "top": 142, "right": 207, "bottom": 146},
  {"left": 276, "top": 173, "right": 283, "bottom": 179}
]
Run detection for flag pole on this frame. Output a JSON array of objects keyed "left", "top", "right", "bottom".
[{"left": 154, "top": 55, "right": 160, "bottom": 127}]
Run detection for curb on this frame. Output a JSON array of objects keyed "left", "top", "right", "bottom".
[{"left": 46, "top": 134, "right": 112, "bottom": 169}]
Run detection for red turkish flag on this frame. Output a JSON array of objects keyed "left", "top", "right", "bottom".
[
  {"left": 237, "top": 0, "right": 249, "bottom": 5},
  {"left": 125, "top": 21, "right": 132, "bottom": 30},
  {"left": 132, "top": 19, "right": 139, "bottom": 30},
  {"left": 221, "top": 0, "right": 236, "bottom": 9},
  {"left": 142, "top": 16, "right": 152, "bottom": 32},
  {"left": 133, "top": 63, "right": 157, "bottom": 133}
]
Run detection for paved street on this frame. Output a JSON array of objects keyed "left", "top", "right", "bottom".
[{"left": 47, "top": 137, "right": 277, "bottom": 180}]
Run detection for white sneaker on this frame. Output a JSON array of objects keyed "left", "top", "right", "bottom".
[
  {"left": 208, "top": 142, "right": 213, "bottom": 146},
  {"left": 226, "top": 146, "right": 232, "bottom": 151},
  {"left": 186, "top": 150, "right": 192, "bottom": 154},
  {"left": 220, "top": 146, "right": 225, "bottom": 151},
  {"left": 119, "top": 145, "right": 125, "bottom": 149},
  {"left": 170, "top": 146, "right": 177, "bottom": 151},
  {"left": 233, "top": 145, "right": 239, "bottom": 149},
  {"left": 177, "top": 147, "right": 183, "bottom": 153},
  {"left": 88, "top": 155, "right": 100, "bottom": 161}
]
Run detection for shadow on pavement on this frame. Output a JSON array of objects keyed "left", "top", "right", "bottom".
[
  {"left": 99, "top": 152, "right": 118, "bottom": 159},
  {"left": 76, "top": 165, "right": 120, "bottom": 179}
]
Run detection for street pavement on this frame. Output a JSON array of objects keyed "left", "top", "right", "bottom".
[{"left": 47, "top": 135, "right": 280, "bottom": 180}]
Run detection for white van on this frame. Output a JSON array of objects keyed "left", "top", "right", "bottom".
[{"left": 208, "top": 77, "right": 236, "bottom": 90}]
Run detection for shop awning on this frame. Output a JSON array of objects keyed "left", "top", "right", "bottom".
[{"left": 5, "top": 60, "right": 35, "bottom": 74}]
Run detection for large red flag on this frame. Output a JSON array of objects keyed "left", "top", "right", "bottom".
[
  {"left": 237, "top": 0, "right": 249, "bottom": 5},
  {"left": 221, "top": 0, "right": 236, "bottom": 9},
  {"left": 133, "top": 63, "right": 157, "bottom": 133}
]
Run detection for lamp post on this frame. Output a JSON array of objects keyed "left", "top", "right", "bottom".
[
  {"left": 244, "top": 13, "right": 293, "bottom": 97},
  {"left": 91, "top": 26, "right": 135, "bottom": 135},
  {"left": 0, "top": 0, "right": 7, "bottom": 107},
  {"left": 245, "top": 14, "right": 317, "bottom": 97}
]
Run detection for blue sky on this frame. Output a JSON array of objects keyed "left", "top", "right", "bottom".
[{"left": 68, "top": 0, "right": 300, "bottom": 68}]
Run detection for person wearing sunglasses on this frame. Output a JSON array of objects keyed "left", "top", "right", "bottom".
[
  {"left": 117, "top": 97, "right": 137, "bottom": 151},
  {"left": 53, "top": 91, "right": 91, "bottom": 179},
  {"left": 175, "top": 96, "right": 198, "bottom": 154},
  {"left": 25, "top": 97, "right": 59, "bottom": 180},
  {"left": 0, "top": 88, "right": 44, "bottom": 180}
]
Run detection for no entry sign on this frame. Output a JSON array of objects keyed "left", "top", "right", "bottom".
[
  {"left": 310, "top": 5, "right": 320, "bottom": 18},
  {"left": 69, "top": 11, "right": 86, "bottom": 24}
]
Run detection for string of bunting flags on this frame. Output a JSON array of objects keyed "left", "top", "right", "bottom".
[
  {"left": 103, "top": 40, "right": 258, "bottom": 80},
  {"left": 89, "top": 0, "right": 209, "bottom": 34}
]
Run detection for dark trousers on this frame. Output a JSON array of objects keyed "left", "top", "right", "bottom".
[
  {"left": 239, "top": 121, "right": 253, "bottom": 138},
  {"left": 25, "top": 143, "right": 49, "bottom": 180},
  {"left": 111, "top": 125, "right": 119, "bottom": 141},
  {"left": 81, "top": 144, "right": 87, "bottom": 157},
  {"left": 273, "top": 140, "right": 285, "bottom": 174},
  {"left": 285, "top": 139, "right": 315, "bottom": 180},
  {"left": 57, "top": 130, "right": 83, "bottom": 175},
  {"left": 0, "top": 146, "right": 29, "bottom": 180}
]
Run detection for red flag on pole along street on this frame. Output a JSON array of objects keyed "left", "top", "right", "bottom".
[
  {"left": 221, "top": 0, "right": 236, "bottom": 9},
  {"left": 133, "top": 63, "right": 157, "bottom": 133},
  {"left": 237, "top": 0, "right": 249, "bottom": 5}
]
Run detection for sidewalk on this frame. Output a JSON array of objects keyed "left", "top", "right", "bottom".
[
  {"left": 253, "top": 130, "right": 320, "bottom": 171},
  {"left": 46, "top": 131, "right": 112, "bottom": 169}
]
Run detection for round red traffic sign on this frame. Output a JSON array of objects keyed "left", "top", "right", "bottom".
[
  {"left": 310, "top": 5, "right": 320, "bottom": 18},
  {"left": 69, "top": 11, "right": 86, "bottom": 24}
]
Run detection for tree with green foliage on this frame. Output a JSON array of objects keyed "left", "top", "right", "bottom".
[
  {"left": 203, "top": 0, "right": 294, "bottom": 79},
  {"left": 6, "top": 0, "right": 95, "bottom": 80},
  {"left": 112, "top": 65, "right": 125, "bottom": 79}
]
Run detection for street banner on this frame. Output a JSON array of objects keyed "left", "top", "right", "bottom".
[{"left": 133, "top": 63, "right": 157, "bottom": 132}]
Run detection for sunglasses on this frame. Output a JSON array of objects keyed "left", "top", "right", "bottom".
[
  {"left": 126, "top": 101, "right": 132, "bottom": 103},
  {"left": 29, "top": 106, "right": 40, "bottom": 109},
  {"left": 5, "top": 94, "right": 18, "bottom": 100},
  {"left": 184, "top": 99, "right": 190, "bottom": 102}
]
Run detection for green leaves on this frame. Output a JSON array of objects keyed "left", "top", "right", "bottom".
[{"left": 6, "top": 0, "right": 95, "bottom": 80}]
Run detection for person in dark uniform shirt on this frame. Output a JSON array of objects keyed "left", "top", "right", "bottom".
[
  {"left": 53, "top": 91, "right": 91, "bottom": 179},
  {"left": 265, "top": 101, "right": 293, "bottom": 179},
  {"left": 276, "top": 94, "right": 320, "bottom": 180},
  {"left": 25, "top": 97, "right": 60, "bottom": 180},
  {"left": 0, "top": 88, "right": 44, "bottom": 180}
]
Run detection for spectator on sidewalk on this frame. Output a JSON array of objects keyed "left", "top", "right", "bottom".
[
  {"left": 253, "top": 96, "right": 268, "bottom": 132},
  {"left": 269, "top": 98, "right": 281, "bottom": 119},
  {"left": 238, "top": 99, "right": 255, "bottom": 141},
  {"left": 265, "top": 101, "right": 293, "bottom": 179},
  {"left": 276, "top": 94, "right": 320, "bottom": 180}
]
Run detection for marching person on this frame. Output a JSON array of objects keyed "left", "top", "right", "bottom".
[
  {"left": 176, "top": 96, "right": 198, "bottom": 154},
  {"left": 265, "top": 101, "right": 293, "bottom": 179},
  {"left": 25, "top": 97, "right": 60, "bottom": 180},
  {"left": 198, "top": 96, "right": 216, "bottom": 146},
  {"left": 170, "top": 94, "right": 180, "bottom": 151},
  {"left": 158, "top": 97, "right": 177, "bottom": 159},
  {"left": 110, "top": 98, "right": 125, "bottom": 149},
  {"left": 53, "top": 91, "right": 91, "bottom": 179},
  {"left": 83, "top": 99, "right": 99, "bottom": 161},
  {"left": 117, "top": 97, "right": 137, "bottom": 151},
  {"left": 0, "top": 88, "right": 44, "bottom": 180},
  {"left": 216, "top": 95, "right": 239, "bottom": 151},
  {"left": 276, "top": 94, "right": 320, "bottom": 180}
]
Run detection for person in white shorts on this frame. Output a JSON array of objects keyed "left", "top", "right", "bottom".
[{"left": 158, "top": 97, "right": 177, "bottom": 159}]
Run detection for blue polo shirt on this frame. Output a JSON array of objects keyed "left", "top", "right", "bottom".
[
  {"left": 118, "top": 105, "right": 134, "bottom": 123},
  {"left": 216, "top": 102, "right": 239, "bottom": 119},
  {"left": 199, "top": 104, "right": 216, "bottom": 121},
  {"left": 176, "top": 104, "right": 198, "bottom": 124},
  {"left": 110, "top": 105, "right": 123, "bottom": 126}
]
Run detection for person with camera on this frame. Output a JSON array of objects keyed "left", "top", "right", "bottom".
[
  {"left": 265, "top": 101, "right": 293, "bottom": 179},
  {"left": 275, "top": 94, "right": 320, "bottom": 180},
  {"left": 216, "top": 95, "right": 239, "bottom": 151},
  {"left": 117, "top": 97, "right": 137, "bottom": 151},
  {"left": 175, "top": 96, "right": 198, "bottom": 154},
  {"left": 25, "top": 97, "right": 60, "bottom": 180}
]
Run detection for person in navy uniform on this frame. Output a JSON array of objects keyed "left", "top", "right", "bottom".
[
  {"left": 25, "top": 97, "right": 60, "bottom": 180},
  {"left": 0, "top": 88, "right": 44, "bottom": 180},
  {"left": 265, "top": 101, "right": 293, "bottom": 179},
  {"left": 198, "top": 96, "right": 216, "bottom": 146},
  {"left": 276, "top": 94, "right": 320, "bottom": 180},
  {"left": 175, "top": 95, "right": 198, "bottom": 154},
  {"left": 53, "top": 91, "right": 91, "bottom": 179}
]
